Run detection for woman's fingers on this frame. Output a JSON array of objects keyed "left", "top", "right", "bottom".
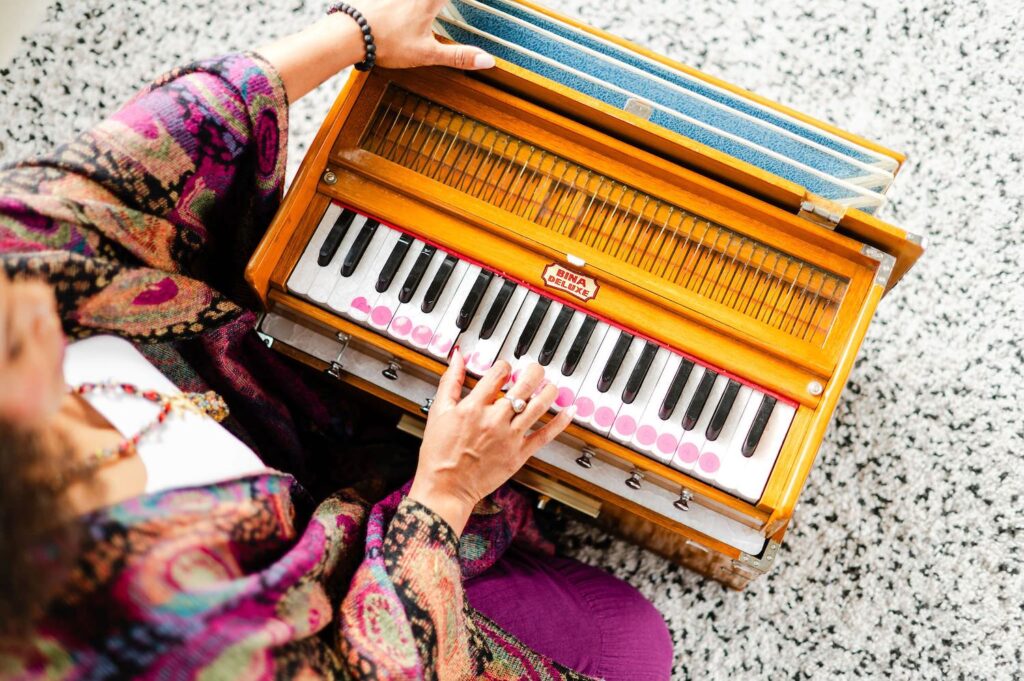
[
  {"left": 430, "top": 42, "right": 495, "bottom": 70},
  {"left": 523, "top": 403, "right": 576, "bottom": 457},
  {"left": 434, "top": 347, "right": 467, "bottom": 411},
  {"left": 464, "top": 359, "right": 510, "bottom": 407},
  {"left": 511, "top": 382, "right": 557, "bottom": 433},
  {"left": 508, "top": 362, "right": 545, "bottom": 401}
]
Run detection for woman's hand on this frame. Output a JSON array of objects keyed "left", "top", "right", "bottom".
[
  {"left": 355, "top": 0, "right": 495, "bottom": 70},
  {"left": 408, "top": 350, "right": 575, "bottom": 535},
  {"left": 259, "top": 0, "right": 494, "bottom": 103}
]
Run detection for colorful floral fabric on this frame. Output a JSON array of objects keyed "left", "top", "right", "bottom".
[{"left": 0, "top": 53, "right": 591, "bottom": 680}]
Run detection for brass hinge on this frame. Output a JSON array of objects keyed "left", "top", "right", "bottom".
[{"left": 798, "top": 195, "right": 847, "bottom": 230}]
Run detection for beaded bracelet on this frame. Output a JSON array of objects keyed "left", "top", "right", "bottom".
[{"left": 327, "top": 2, "right": 376, "bottom": 72}]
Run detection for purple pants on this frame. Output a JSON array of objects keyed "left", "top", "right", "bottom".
[{"left": 465, "top": 548, "right": 674, "bottom": 680}]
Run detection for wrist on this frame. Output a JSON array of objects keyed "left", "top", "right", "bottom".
[
  {"left": 326, "top": 2, "right": 376, "bottom": 71},
  {"left": 408, "top": 480, "right": 474, "bottom": 537},
  {"left": 317, "top": 14, "right": 366, "bottom": 69}
]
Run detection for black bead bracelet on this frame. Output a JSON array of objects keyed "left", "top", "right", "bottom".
[{"left": 327, "top": 2, "right": 376, "bottom": 72}]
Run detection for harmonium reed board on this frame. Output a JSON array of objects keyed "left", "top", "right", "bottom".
[{"left": 246, "top": 0, "right": 923, "bottom": 589}]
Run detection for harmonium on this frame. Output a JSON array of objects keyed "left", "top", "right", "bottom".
[{"left": 246, "top": 0, "right": 924, "bottom": 588}]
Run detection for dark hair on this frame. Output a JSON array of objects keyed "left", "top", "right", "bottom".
[{"left": 0, "top": 422, "right": 82, "bottom": 638}]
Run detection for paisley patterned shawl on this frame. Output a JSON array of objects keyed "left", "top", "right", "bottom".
[{"left": 0, "top": 53, "right": 591, "bottom": 680}]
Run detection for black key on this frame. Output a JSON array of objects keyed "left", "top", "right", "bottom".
[
  {"left": 456, "top": 270, "right": 494, "bottom": 330},
  {"left": 659, "top": 358, "right": 695, "bottom": 420},
  {"left": 621, "top": 342, "right": 659, "bottom": 404},
  {"left": 515, "top": 298, "right": 551, "bottom": 358},
  {"left": 479, "top": 279, "right": 517, "bottom": 340},
  {"left": 317, "top": 209, "right": 357, "bottom": 266},
  {"left": 538, "top": 307, "right": 575, "bottom": 366},
  {"left": 398, "top": 245, "right": 437, "bottom": 304},
  {"left": 682, "top": 370, "right": 717, "bottom": 430},
  {"left": 597, "top": 332, "right": 634, "bottom": 393},
  {"left": 341, "top": 219, "right": 380, "bottom": 276},
  {"left": 561, "top": 316, "right": 598, "bottom": 376},
  {"left": 421, "top": 254, "right": 458, "bottom": 313},
  {"left": 741, "top": 395, "right": 776, "bottom": 457},
  {"left": 376, "top": 234, "right": 415, "bottom": 293},
  {"left": 705, "top": 380, "right": 741, "bottom": 441}
]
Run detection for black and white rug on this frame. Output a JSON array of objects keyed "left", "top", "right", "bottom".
[{"left": 2, "top": 1, "right": 1021, "bottom": 678}]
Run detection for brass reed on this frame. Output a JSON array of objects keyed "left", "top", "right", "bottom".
[{"left": 360, "top": 86, "right": 848, "bottom": 345}]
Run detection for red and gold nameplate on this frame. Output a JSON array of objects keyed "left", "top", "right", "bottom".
[{"left": 542, "top": 263, "right": 600, "bottom": 302}]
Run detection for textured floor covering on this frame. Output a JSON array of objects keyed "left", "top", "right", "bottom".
[{"left": 2, "top": 1, "right": 1021, "bottom": 679}]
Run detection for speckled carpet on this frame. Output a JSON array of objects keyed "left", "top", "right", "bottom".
[{"left": 2, "top": 1, "right": 1021, "bottom": 679}]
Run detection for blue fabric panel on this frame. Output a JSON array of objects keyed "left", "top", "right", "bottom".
[
  {"left": 472, "top": 0, "right": 885, "bottom": 167},
  {"left": 439, "top": 20, "right": 864, "bottom": 202},
  {"left": 450, "top": 0, "right": 877, "bottom": 185}
]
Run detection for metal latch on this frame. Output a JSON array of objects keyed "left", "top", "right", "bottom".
[
  {"left": 797, "top": 195, "right": 847, "bottom": 230},
  {"left": 326, "top": 332, "right": 351, "bottom": 379}
]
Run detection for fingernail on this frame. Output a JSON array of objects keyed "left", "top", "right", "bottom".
[{"left": 473, "top": 52, "right": 496, "bottom": 69}]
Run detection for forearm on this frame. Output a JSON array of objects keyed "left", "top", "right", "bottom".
[{"left": 257, "top": 14, "right": 366, "bottom": 103}]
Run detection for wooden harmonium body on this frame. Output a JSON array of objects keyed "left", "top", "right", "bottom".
[{"left": 246, "top": 0, "right": 923, "bottom": 589}]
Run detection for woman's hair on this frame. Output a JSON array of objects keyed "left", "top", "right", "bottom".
[{"left": 0, "top": 421, "right": 81, "bottom": 638}]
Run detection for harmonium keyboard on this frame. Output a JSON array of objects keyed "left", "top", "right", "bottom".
[{"left": 246, "top": 0, "right": 924, "bottom": 588}]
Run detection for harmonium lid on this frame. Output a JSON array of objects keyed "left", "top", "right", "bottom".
[{"left": 434, "top": 0, "right": 923, "bottom": 290}]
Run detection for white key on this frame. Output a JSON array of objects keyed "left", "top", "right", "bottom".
[
  {"left": 366, "top": 237, "right": 427, "bottom": 331},
  {"left": 491, "top": 291, "right": 543, "bottom": 389},
  {"left": 629, "top": 353, "right": 685, "bottom": 462},
  {"left": 287, "top": 203, "right": 343, "bottom": 296},
  {"left": 503, "top": 300, "right": 564, "bottom": 389},
  {"left": 673, "top": 373, "right": 730, "bottom": 474},
  {"left": 328, "top": 226, "right": 399, "bottom": 320},
  {"left": 549, "top": 319, "right": 612, "bottom": 413},
  {"left": 537, "top": 310, "right": 590, "bottom": 412},
  {"left": 387, "top": 253, "right": 459, "bottom": 347},
  {"left": 428, "top": 263, "right": 483, "bottom": 359},
  {"left": 306, "top": 213, "right": 368, "bottom": 303},
  {"left": 642, "top": 362, "right": 705, "bottom": 465},
  {"left": 573, "top": 332, "right": 645, "bottom": 435},
  {"left": 608, "top": 346, "right": 672, "bottom": 444},
  {"left": 455, "top": 277, "right": 514, "bottom": 376},
  {"left": 459, "top": 282, "right": 529, "bottom": 376},
  {"left": 697, "top": 385, "right": 756, "bottom": 490},
  {"left": 735, "top": 402, "right": 796, "bottom": 503}
]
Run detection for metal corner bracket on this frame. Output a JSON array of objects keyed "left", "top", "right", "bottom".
[
  {"left": 860, "top": 244, "right": 896, "bottom": 288},
  {"left": 734, "top": 539, "right": 780, "bottom": 574}
]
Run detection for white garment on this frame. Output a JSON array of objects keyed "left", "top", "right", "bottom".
[{"left": 62, "top": 335, "right": 267, "bottom": 494}]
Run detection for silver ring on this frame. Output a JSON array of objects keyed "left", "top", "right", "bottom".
[{"left": 502, "top": 395, "right": 528, "bottom": 414}]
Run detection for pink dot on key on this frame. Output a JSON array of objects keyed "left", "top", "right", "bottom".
[
  {"left": 431, "top": 337, "right": 452, "bottom": 355},
  {"left": 468, "top": 354, "right": 492, "bottom": 374},
  {"left": 509, "top": 370, "right": 519, "bottom": 385},
  {"left": 390, "top": 316, "right": 412, "bottom": 337},
  {"left": 636, "top": 425, "right": 657, "bottom": 446},
  {"left": 574, "top": 397, "right": 595, "bottom": 418},
  {"left": 594, "top": 406, "right": 616, "bottom": 428},
  {"left": 676, "top": 442, "right": 699, "bottom": 463},
  {"left": 614, "top": 414, "right": 637, "bottom": 436},
  {"left": 555, "top": 387, "right": 575, "bottom": 408},
  {"left": 656, "top": 434, "right": 678, "bottom": 455},
  {"left": 350, "top": 296, "right": 371, "bottom": 314},
  {"left": 698, "top": 452, "right": 721, "bottom": 473},
  {"left": 371, "top": 305, "right": 393, "bottom": 326},
  {"left": 411, "top": 325, "right": 434, "bottom": 347}
]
